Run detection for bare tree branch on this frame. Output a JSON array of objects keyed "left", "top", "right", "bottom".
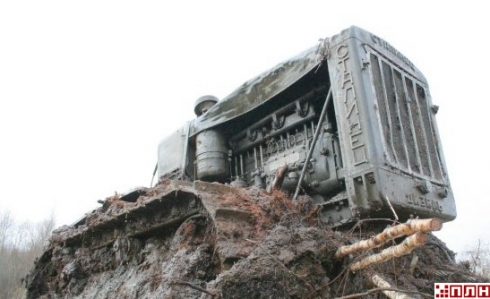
[{"left": 334, "top": 287, "right": 432, "bottom": 299}]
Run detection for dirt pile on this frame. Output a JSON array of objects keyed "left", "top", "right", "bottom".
[{"left": 26, "top": 182, "right": 487, "bottom": 299}]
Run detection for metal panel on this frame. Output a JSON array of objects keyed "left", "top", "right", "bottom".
[
  {"left": 157, "top": 123, "right": 191, "bottom": 179},
  {"left": 190, "top": 47, "right": 323, "bottom": 136},
  {"left": 369, "top": 52, "right": 444, "bottom": 182}
]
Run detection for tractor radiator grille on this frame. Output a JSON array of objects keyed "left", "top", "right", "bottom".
[{"left": 370, "top": 53, "right": 443, "bottom": 181}]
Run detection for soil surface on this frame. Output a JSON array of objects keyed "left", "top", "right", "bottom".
[{"left": 26, "top": 182, "right": 488, "bottom": 299}]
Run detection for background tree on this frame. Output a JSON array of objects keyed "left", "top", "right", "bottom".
[
  {"left": 0, "top": 211, "right": 55, "bottom": 299},
  {"left": 460, "top": 239, "right": 490, "bottom": 278}
]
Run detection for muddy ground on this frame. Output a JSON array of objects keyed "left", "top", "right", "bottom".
[{"left": 26, "top": 182, "right": 488, "bottom": 299}]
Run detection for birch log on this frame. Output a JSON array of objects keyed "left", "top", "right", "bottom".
[
  {"left": 349, "top": 232, "right": 427, "bottom": 271},
  {"left": 369, "top": 273, "right": 415, "bottom": 299},
  {"left": 335, "top": 218, "right": 441, "bottom": 258}
]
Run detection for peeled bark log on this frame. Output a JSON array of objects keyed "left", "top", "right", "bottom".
[
  {"left": 369, "top": 273, "right": 415, "bottom": 299},
  {"left": 335, "top": 218, "right": 441, "bottom": 258},
  {"left": 350, "top": 232, "right": 427, "bottom": 271}
]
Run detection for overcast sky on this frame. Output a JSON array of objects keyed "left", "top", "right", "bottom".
[{"left": 0, "top": 1, "right": 488, "bottom": 255}]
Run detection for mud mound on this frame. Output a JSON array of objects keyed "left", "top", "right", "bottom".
[{"left": 26, "top": 183, "right": 487, "bottom": 299}]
